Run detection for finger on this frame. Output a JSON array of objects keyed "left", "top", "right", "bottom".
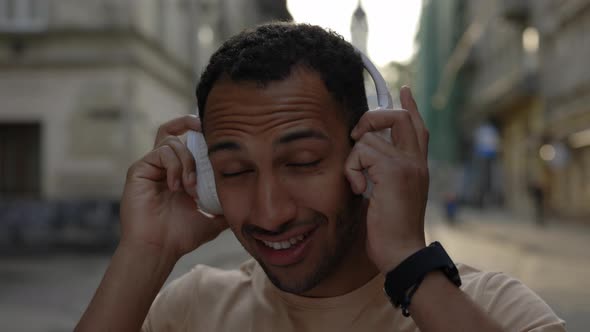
[
  {"left": 357, "top": 131, "right": 399, "bottom": 157},
  {"left": 155, "top": 136, "right": 197, "bottom": 198},
  {"left": 154, "top": 115, "right": 201, "bottom": 148},
  {"left": 351, "top": 109, "right": 420, "bottom": 155},
  {"left": 400, "top": 86, "right": 429, "bottom": 159},
  {"left": 142, "top": 145, "right": 183, "bottom": 192},
  {"left": 344, "top": 141, "right": 384, "bottom": 195},
  {"left": 126, "top": 157, "right": 165, "bottom": 187}
]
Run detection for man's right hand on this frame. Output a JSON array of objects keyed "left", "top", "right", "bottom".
[
  {"left": 120, "top": 114, "right": 228, "bottom": 261},
  {"left": 76, "top": 115, "right": 228, "bottom": 332}
]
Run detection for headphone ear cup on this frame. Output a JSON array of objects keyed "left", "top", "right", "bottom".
[{"left": 187, "top": 130, "right": 224, "bottom": 215}]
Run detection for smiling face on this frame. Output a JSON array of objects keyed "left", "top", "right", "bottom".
[{"left": 203, "top": 66, "right": 366, "bottom": 295}]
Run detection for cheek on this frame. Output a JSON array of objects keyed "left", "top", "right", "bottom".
[
  {"left": 284, "top": 162, "right": 353, "bottom": 221},
  {"left": 217, "top": 186, "right": 249, "bottom": 230}
]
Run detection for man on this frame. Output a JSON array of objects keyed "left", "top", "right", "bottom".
[{"left": 76, "top": 23, "right": 565, "bottom": 331}]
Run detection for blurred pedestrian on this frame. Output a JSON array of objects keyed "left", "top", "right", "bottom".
[
  {"left": 443, "top": 192, "right": 459, "bottom": 224},
  {"left": 528, "top": 179, "right": 546, "bottom": 226}
]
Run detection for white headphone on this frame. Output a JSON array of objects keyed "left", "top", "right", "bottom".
[{"left": 186, "top": 50, "right": 397, "bottom": 215}]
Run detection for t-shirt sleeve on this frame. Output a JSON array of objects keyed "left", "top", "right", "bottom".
[
  {"left": 141, "top": 267, "right": 203, "bottom": 332},
  {"left": 477, "top": 272, "right": 566, "bottom": 332}
]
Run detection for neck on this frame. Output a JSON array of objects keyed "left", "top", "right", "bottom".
[{"left": 301, "top": 199, "right": 380, "bottom": 297}]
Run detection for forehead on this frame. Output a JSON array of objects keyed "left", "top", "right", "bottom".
[{"left": 203, "top": 67, "right": 347, "bottom": 140}]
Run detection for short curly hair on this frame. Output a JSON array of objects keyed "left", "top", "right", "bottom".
[{"left": 196, "top": 22, "right": 368, "bottom": 132}]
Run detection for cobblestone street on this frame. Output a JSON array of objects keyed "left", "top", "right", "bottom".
[{"left": 1, "top": 206, "right": 588, "bottom": 331}]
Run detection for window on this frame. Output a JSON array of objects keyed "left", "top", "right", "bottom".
[
  {"left": 0, "top": 123, "right": 41, "bottom": 199},
  {"left": 0, "top": 0, "right": 48, "bottom": 32}
]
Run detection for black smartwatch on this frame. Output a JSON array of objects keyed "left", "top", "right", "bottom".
[{"left": 383, "top": 241, "right": 461, "bottom": 317}]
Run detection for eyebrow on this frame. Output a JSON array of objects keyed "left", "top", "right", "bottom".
[
  {"left": 275, "top": 129, "right": 329, "bottom": 145},
  {"left": 208, "top": 141, "right": 241, "bottom": 156},
  {"left": 208, "top": 129, "right": 329, "bottom": 156}
]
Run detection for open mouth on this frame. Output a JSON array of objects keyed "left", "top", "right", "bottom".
[
  {"left": 253, "top": 228, "right": 317, "bottom": 267},
  {"left": 260, "top": 231, "right": 311, "bottom": 250}
]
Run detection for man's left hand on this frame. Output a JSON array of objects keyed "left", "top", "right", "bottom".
[{"left": 345, "top": 86, "right": 430, "bottom": 274}]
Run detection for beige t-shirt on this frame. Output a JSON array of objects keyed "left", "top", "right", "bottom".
[{"left": 142, "top": 259, "right": 565, "bottom": 332}]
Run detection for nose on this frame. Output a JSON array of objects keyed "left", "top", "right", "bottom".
[{"left": 249, "top": 171, "right": 297, "bottom": 231}]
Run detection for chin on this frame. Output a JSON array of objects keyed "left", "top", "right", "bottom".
[
  {"left": 254, "top": 235, "right": 350, "bottom": 295},
  {"left": 257, "top": 256, "right": 326, "bottom": 294}
]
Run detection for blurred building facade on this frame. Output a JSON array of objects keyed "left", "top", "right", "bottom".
[
  {"left": 533, "top": 0, "right": 590, "bottom": 220},
  {"left": 416, "top": 0, "right": 590, "bottom": 223},
  {"left": 414, "top": 0, "right": 465, "bottom": 201},
  {"left": 0, "top": 0, "right": 291, "bottom": 245}
]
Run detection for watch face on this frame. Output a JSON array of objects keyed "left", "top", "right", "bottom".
[
  {"left": 383, "top": 274, "right": 403, "bottom": 307},
  {"left": 430, "top": 242, "right": 460, "bottom": 285},
  {"left": 446, "top": 265, "right": 462, "bottom": 287},
  {"left": 383, "top": 286, "right": 398, "bottom": 306}
]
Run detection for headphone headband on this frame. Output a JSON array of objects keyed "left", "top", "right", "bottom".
[{"left": 355, "top": 48, "right": 394, "bottom": 110}]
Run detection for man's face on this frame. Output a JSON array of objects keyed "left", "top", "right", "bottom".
[{"left": 203, "top": 66, "right": 364, "bottom": 294}]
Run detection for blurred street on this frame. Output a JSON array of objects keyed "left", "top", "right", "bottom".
[
  {"left": 0, "top": 230, "right": 250, "bottom": 332},
  {"left": 426, "top": 207, "right": 590, "bottom": 332},
  {"left": 1, "top": 206, "right": 589, "bottom": 332}
]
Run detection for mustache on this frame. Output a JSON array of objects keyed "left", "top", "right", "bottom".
[{"left": 243, "top": 213, "right": 327, "bottom": 237}]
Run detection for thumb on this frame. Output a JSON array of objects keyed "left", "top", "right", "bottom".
[{"left": 344, "top": 142, "right": 382, "bottom": 195}]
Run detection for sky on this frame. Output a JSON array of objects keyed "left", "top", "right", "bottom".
[{"left": 287, "top": 0, "right": 423, "bottom": 67}]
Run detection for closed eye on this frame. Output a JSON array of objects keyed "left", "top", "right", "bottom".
[
  {"left": 221, "top": 170, "right": 253, "bottom": 178},
  {"left": 287, "top": 160, "right": 321, "bottom": 168},
  {"left": 221, "top": 160, "right": 322, "bottom": 177}
]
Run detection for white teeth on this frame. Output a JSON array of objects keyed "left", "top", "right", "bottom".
[{"left": 262, "top": 233, "right": 308, "bottom": 250}]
